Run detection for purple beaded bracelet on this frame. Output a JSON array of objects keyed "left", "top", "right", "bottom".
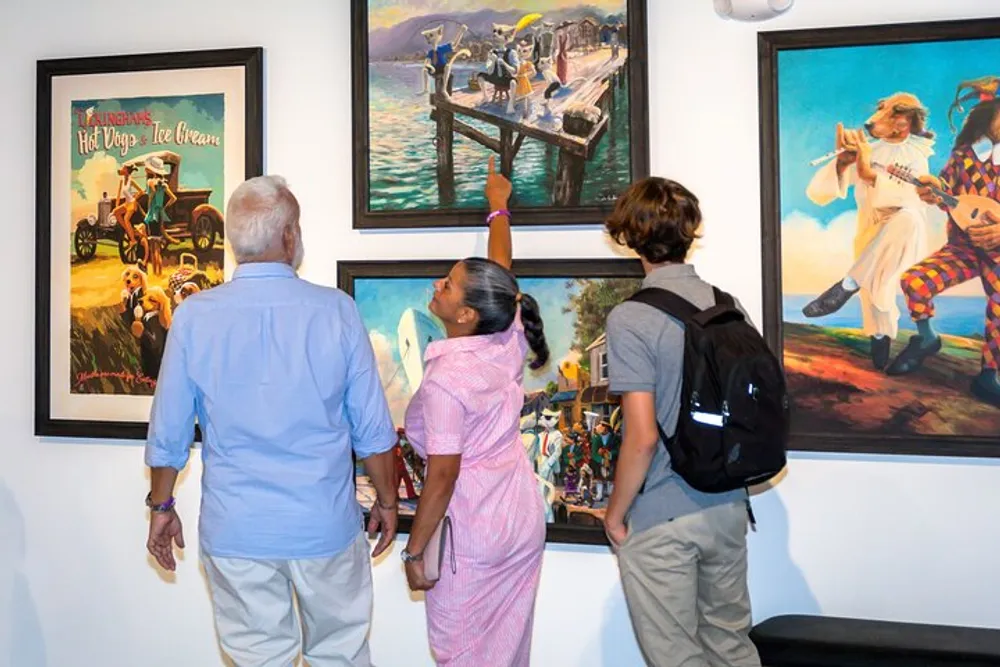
[{"left": 145, "top": 492, "right": 176, "bottom": 513}]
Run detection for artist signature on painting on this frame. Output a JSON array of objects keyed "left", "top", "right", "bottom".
[{"left": 75, "top": 370, "right": 156, "bottom": 390}]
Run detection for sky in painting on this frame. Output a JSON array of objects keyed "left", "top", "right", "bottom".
[
  {"left": 69, "top": 94, "right": 225, "bottom": 224},
  {"left": 356, "top": 274, "right": 598, "bottom": 426},
  {"left": 355, "top": 275, "right": 585, "bottom": 387},
  {"left": 369, "top": 0, "right": 625, "bottom": 29},
  {"left": 776, "top": 37, "right": 999, "bottom": 296}
]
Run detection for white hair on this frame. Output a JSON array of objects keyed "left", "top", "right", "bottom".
[{"left": 225, "top": 175, "right": 300, "bottom": 263}]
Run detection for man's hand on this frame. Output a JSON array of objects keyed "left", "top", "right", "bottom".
[
  {"left": 367, "top": 502, "right": 398, "bottom": 558},
  {"left": 485, "top": 155, "right": 512, "bottom": 211},
  {"left": 915, "top": 174, "right": 945, "bottom": 206},
  {"left": 147, "top": 510, "right": 184, "bottom": 571},
  {"left": 404, "top": 559, "right": 435, "bottom": 592},
  {"left": 969, "top": 209, "right": 1000, "bottom": 250},
  {"left": 604, "top": 513, "right": 628, "bottom": 550}
]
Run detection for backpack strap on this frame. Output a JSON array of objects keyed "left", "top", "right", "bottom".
[
  {"left": 627, "top": 287, "right": 701, "bottom": 324},
  {"left": 712, "top": 286, "right": 735, "bottom": 308}
]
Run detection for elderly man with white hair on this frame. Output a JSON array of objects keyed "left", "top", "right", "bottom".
[{"left": 143, "top": 175, "right": 398, "bottom": 666}]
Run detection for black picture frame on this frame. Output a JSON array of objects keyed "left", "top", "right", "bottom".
[
  {"left": 35, "top": 47, "right": 264, "bottom": 440},
  {"left": 338, "top": 258, "right": 645, "bottom": 545},
  {"left": 349, "top": 0, "right": 650, "bottom": 229},
  {"left": 758, "top": 18, "right": 1000, "bottom": 458}
]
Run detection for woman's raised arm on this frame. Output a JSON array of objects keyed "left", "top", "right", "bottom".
[{"left": 485, "top": 155, "right": 513, "bottom": 270}]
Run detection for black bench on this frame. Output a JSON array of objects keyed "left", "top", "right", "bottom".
[{"left": 751, "top": 614, "right": 1000, "bottom": 666}]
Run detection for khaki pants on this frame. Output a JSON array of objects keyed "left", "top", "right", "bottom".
[
  {"left": 618, "top": 501, "right": 761, "bottom": 667},
  {"left": 201, "top": 532, "right": 374, "bottom": 667}
]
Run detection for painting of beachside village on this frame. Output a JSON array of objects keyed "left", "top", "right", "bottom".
[
  {"left": 769, "top": 35, "right": 1000, "bottom": 443},
  {"left": 346, "top": 263, "right": 642, "bottom": 533},
  {"left": 359, "top": 0, "right": 638, "bottom": 220}
]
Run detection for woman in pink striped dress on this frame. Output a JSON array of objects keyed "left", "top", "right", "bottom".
[{"left": 401, "top": 157, "right": 548, "bottom": 666}]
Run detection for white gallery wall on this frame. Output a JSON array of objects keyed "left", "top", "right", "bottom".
[{"left": 2, "top": 0, "right": 1000, "bottom": 665}]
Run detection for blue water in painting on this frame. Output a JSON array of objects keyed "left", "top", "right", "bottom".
[
  {"left": 783, "top": 294, "right": 986, "bottom": 339},
  {"left": 367, "top": 62, "right": 632, "bottom": 211}
]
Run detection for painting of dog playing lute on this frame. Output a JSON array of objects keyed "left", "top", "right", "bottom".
[
  {"left": 874, "top": 160, "right": 1000, "bottom": 232},
  {"left": 761, "top": 21, "right": 1000, "bottom": 455}
]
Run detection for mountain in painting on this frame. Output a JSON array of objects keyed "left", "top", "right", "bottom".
[{"left": 368, "top": 6, "right": 624, "bottom": 61}]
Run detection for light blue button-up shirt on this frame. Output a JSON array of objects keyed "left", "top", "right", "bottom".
[{"left": 144, "top": 262, "right": 395, "bottom": 560}]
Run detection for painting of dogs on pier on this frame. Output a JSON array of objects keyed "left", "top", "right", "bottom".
[
  {"left": 338, "top": 259, "right": 644, "bottom": 543},
  {"left": 759, "top": 19, "right": 1000, "bottom": 457},
  {"left": 351, "top": 0, "right": 649, "bottom": 228}
]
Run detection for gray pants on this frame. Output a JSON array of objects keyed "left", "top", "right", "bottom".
[
  {"left": 618, "top": 501, "right": 761, "bottom": 667},
  {"left": 201, "top": 532, "right": 373, "bottom": 666}
]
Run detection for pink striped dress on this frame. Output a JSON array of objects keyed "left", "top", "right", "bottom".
[{"left": 404, "top": 309, "right": 546, "bottom": 666}]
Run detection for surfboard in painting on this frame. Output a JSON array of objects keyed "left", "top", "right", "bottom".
[{"left": 397, "top": 308, "right": 444, "bottom": 392}]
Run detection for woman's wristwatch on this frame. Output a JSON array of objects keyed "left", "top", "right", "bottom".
[{"left": 401, "top": 548, "right": 423, "bottom": 563}]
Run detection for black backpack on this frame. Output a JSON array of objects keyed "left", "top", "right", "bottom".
[{"left": 627, "top": 286, "right": 789, "bottom": 494}]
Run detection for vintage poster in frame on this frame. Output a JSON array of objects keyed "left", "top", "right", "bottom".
[
  {"left": 339, "top": 259, "right": 644, "bottom": 544},
  {"left": 35, "top": 48, "right": 264, "bottom": 440},
  {"left": 350, "top": 0, "right": 650, "bottom": 229},
  {"left": 758, "top": 18, "right": 1000, "bottom": 457}
]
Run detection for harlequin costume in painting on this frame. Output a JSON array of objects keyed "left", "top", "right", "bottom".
[{"left": 887, "top": 80, "right": 1000, "bottom": 408}]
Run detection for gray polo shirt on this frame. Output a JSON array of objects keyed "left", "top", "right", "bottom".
[{"left": 606, "top": 263, "right": 747, "bottom": 536}]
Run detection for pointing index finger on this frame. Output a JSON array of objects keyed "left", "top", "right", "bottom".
[{"left": 488, "top": 155, "right": 495, "bottom": 174}]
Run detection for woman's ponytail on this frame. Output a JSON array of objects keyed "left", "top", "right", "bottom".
[{"left": 518, "top": 292, "right": 549, "bottom": 370}]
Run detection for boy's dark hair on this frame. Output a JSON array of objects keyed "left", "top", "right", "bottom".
[{"left": 605, "top": 177, "right": 702, "bottom": 263}]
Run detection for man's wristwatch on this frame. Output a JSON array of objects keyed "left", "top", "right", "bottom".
[
  {"left": 145, "top": 492, "right": 176, "bottom": 513},
  {"left": 401, "top": 548, "right": 423, "bottom": 563}
]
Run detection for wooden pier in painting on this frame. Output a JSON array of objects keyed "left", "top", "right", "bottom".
[{"left": 428, "top": 48, "right": 628, "bottom": 207}]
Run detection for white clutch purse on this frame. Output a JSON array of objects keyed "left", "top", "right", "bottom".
[{"left": 423, "top": 515, "right": 455, "bottom": 582}]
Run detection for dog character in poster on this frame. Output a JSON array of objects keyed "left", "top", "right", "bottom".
[
  {"left": 119, "top": 265, "right": 147, "bottom": 324},
  {"left": 800, "top": 93, "right": 936, "bottom": 369},
  {"left": 173, "top": 282, "right": 202, "bottom": 308},
  {"left": 419, "top": 23, "right": 470, "bottom": 99},
  {"left": 134, "top": 286, "right": 172, "bottom": 381},
  {"left": 888, "top": 80, "right": 1000, "bottom": 408}
]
